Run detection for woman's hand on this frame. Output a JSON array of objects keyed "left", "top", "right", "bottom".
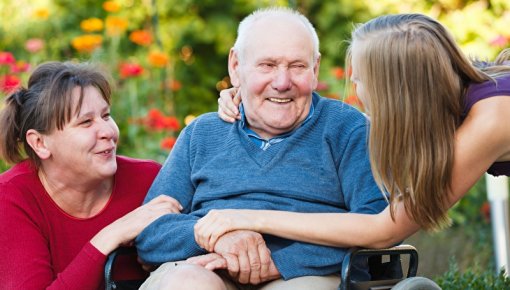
[
  {"left": 218, "top": 87, "right": 241, "bottom": 123},
  {"left": 91, "top": 195, "right": 182, "bottom": 255},
  {"left": 194, "top": 209, "right": 256, "bottom": 252}
]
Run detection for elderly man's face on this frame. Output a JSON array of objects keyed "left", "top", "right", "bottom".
[{"left": 229, "top": 16, "right": 320, "bottom": 139}]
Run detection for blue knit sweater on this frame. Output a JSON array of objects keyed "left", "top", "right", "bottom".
[{"left": 136, "top": 93, "right": 387, "bottom": 279}]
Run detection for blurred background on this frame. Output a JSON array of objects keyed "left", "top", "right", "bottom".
[{"left": 1, "top": 0, "right": 509, "bottom": 288}]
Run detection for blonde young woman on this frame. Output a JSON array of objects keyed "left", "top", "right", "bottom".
[{"left": 194, "top": 13, "right": 510, "bottom": 251}]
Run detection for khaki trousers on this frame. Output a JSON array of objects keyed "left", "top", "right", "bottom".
[{"left": 139, "top": 261, "right": 340, "bottom": 290}]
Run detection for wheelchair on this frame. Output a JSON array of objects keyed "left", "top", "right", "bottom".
[{"left": 105, "top": 244, "right": 441, "bottom": 290}]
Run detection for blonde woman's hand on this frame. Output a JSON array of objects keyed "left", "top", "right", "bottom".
[
  {"left": 91, "top": 195, "right": 182, "bottom": 255},
  {"left": 194, "top": 209, "right": 255, "bottom": 252},
  {"left": 218, "top": 87, "right": 241, "bottom": 123}
]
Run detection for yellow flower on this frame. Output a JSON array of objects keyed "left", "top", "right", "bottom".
[
  {"left": 184, "top": 115, "right": 196, "bottom": 126},
  {"left": 71, "top": 35, "right": 103, "bottom": 53},
  {"left": 148, "top": 51, "right": 169, "bottom": 68},
  {"left": 33, "top": 8, "right": 49, "bottom": 20},
  {"left": 80, "top": 18, "right": 104, "bottom": 33},
  {"left": 103, "top": 1, "right": 120, "bottom": 13},
  {"left": 105, "top": 16, "right": 128, "bottom": 36}
]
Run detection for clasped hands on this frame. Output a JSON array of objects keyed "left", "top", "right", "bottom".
[{"left": 190, "top": 210, "right": 278, "bottom": 284}]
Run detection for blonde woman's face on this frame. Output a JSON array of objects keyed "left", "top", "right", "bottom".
[{"left": 350, "top": 41, "right": 369, "bottom": 114}]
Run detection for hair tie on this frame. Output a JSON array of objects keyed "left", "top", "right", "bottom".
[{"left": 7, "top": 88, "right": 28, "bottom": 106}]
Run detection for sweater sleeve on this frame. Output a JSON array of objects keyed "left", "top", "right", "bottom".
[
  {"left": 0, "top": 185, "right": 107, "bottom": 290},
  {"left": 338, "top": 124, "right": 389, "bottom": 214},
  {"left": 136, "top": 126, "right": 206, "bottom": 264}
]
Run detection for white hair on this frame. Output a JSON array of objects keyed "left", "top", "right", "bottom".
[{"left": 233, "top": 7, "right": 320, "bottom": 61}]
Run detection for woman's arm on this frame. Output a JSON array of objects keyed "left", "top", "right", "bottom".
[
  {"left": 195, "top": 204, "right": 419, "bottom": 251},
  {"left": 201, "top": 96, "right": 510, "bottom": 251},
  {"left": 90, "top": 194, "right": 182, "bottom": 254}
]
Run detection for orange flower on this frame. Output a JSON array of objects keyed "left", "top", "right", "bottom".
[
  {"left": 80, "top": 18, "right": 104, "bottom": 33},
  {"left": 0, "top": 75, "right": 21, "bottom": 94},
  {"left": 119, "top": 62, "right": 144, "bottom": 78},
  {"left": 167, "top": 79, "right": 181, "bottom": 91},
  {"left": 160, "top": 136, "right": 176, "bottom": 150},
  {"left": 148, "top": 51, "right": 169, "bottom": 68},
  {"left": 33, "top": 8, "right": 49, "bottom": 20},
  {"left": 344, "top": 95, "right": 364, "bottom": 110},
  {"left": 331, "top": 67, "right": 344, "bottom": 79},
  {"left": 105, "top": 16, "right": 128, "bottom": 36},
  {"left": 71, "top": 35, "right": 103, "bottom": 53},
  {"left": 102, "top": 1, "right": 120, "bottom": 13},
  {"left": 10, "top": 61, "right": 30, "bottom": 73},
  {"left": 129, "top": 30, "right": 153, "bottom": 46},
  {"left": 325, "top": 93, "right": 341, "bottom": 100}
]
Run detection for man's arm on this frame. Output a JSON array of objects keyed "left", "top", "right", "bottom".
[
  {"left": 339, "top": 124, "right": 389, "bottom": 214},
  {"left": 136, "top": 126, "right": 207, "bottom": 263}
]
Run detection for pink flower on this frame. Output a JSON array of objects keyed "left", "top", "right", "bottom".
[
  {"left": 25, "top": 38, "right": 45, "bottom": 53},
  {"left": 0, "top": 52, "right": 15, "bottom": 66},
  {"left": 490, "top": 35, "right": 508, "bottom": 48}
]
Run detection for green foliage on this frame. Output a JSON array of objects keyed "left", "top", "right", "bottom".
[
  {"left": 0, "top": 159, "right": 9, "bottom": 173},
  {"left": 435, "top": 259, "right": 510, "bottom": 290},
  {"left": 1, "top": 0, "right": 367, "bottom": 167}
]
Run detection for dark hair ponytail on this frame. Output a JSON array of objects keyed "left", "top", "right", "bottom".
[{"left": 0, "top": 88, "right": 28, "bottom": 164}]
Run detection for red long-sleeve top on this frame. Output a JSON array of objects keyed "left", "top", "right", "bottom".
[{"left": 0, "top": 156, "right": 161, "bottom": 290}]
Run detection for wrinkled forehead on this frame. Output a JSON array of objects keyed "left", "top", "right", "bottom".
[{"left": 242, "top": 16, "right": 316, "bottom": 62}]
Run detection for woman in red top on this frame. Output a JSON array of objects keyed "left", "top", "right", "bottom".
[{"left": 0, "top": 61, "right": 181, "bottom": 289}]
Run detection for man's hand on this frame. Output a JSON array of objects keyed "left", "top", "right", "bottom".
[
  {"left": 186, "top": 253, "right": 228, "bottom": 271},
  {"left": 212, "top": 230, "right": 280, "bottom": 284}
]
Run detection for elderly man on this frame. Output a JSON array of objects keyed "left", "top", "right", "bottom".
[{"left": 136, "top": 7, "right": 386, "bottom": 290}]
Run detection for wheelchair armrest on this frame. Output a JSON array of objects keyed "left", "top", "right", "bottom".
[
  {"left": 105, "top": 247, "right": 147, "bottom": 290},
  {"left": 339, "top": 244, "right": 419, "bottom": 290}
]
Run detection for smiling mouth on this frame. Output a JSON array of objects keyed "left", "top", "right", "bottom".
[
  {"left": 268, "top": 98, "right": 291, "bottom": 103},
  {"left": 98, "top": 149, "right": 115, "bottom": 155}
]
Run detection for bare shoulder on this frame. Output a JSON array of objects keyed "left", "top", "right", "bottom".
[
  {"left": 467, "top": 96, "right": 510, "bottom": 156},
  {"left": 448, "top": 95, "right": 510, "bottom": 202}
]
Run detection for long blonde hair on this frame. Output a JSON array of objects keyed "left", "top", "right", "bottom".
[{"left": 347, "top": 14, "right": 510, "bottom": 230}]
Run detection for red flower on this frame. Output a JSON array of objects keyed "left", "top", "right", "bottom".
[
  {"left": 119, "top": 62, "right": 144, "bottom": 78},
  {"left": 145, "top": 109, "right": 180, "bottom": 131},
  {"left": 0, "top": 74, "right": 21, "bottom": 94},
  {"left": 0, "top": 52, "right": 15, "bottom": 66},
  {"left": 480, "top": 202, "right": 491, "bottom": 223},
  {"left": 160, "top": 136, "right": 176, "bottom": 150}
]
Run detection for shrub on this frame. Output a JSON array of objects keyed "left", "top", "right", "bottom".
[{"left": 435, "top": 260, "right": 510, "bottom": 290}]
